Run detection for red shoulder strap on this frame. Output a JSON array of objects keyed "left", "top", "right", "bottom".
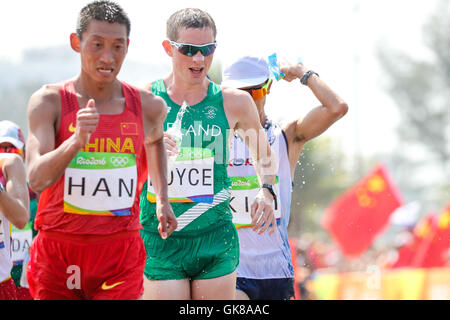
[
  {"left": 121, "top": 81, "right": 142, "bottom": 117},
  {"left": 58, "top": 81, "right": 78, "bottom": 116}
]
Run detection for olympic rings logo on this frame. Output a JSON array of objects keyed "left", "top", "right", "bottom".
[{"left": 110, "top": 156, "right": 129, "bottom": 167}]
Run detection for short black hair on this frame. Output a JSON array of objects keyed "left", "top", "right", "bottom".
[
  {"left": 76, "top": 1, "right": 131, "bottom": 39},
  {"left": 167, "top": 8, "right": 217, "bottom": 41}
]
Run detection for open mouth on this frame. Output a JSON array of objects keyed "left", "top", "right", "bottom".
[
  {"left": 97, "top": 67, "right": 114, "bottom": 75},
  {"left": 189, "top": 67, "right": 204, "bottom": 75}
]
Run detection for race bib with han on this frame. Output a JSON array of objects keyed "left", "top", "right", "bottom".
[{"left": 64, "top": 152, "right": 137, "bottom": 216}]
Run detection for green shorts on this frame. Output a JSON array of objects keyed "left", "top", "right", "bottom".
[{"left": 141, "top": 221, "right": 239, "bottom": 281}]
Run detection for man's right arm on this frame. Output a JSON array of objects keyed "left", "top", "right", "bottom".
[
  {"left": 279, "top": 62, "right": 348, "bottom": 177},
  {"left": 26, "top": 86, "right": 98, "bottom": 193}
]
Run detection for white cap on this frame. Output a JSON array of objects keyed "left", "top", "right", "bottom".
[
  {"left": 222, "top": 55, "right": 270, "bottom": 89},
  {"left": 0, "top": 120, "right": 25, "bottom": 149}
]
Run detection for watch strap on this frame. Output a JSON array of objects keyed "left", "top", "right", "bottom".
[
  {"left": 261, "top": 183, "right": 276, "bottom": 199},
  {"left": 300, "top": 70, "right": 319, "bottom": 85}
]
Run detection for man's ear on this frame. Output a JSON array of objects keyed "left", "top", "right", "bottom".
[
  {"left": 162, "top": 40, "right": 173, "bottom": 57},
  {"left": 70, "top": 33, "right": 81, "bottom": 53}
]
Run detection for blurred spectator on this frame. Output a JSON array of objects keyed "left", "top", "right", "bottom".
[{"left": 0, "top": 120, "right": 37, "bottom": 300}]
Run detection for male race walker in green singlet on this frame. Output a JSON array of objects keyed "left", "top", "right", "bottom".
[{"left": 140, "top": 8, "right": 278, "bottom": 300}]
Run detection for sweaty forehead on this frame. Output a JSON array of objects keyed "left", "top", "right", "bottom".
[
  {"left": 83, "top": 19, "right": 128, "bottom": 40},
  {"left": 176, "top": 27, "right": 215, "bottom": 44}
]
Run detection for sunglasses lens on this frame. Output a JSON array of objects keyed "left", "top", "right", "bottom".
[
  {"left": 176, "top": 45, "right": 188, "bottom": 56},
  {"left": 243, "top": 79, "right": 271, "bottom": 101},
  {"left": 177, "top": 44, "right": 216, "bottom": 57},
  {"left": 0, "top": 146, "right": 21, "bottom": 155},
  {"left": 179, "top": 45, "right": 195, "bottom": 57},
  {"left": 200, "top": 44, "right": 216, "bottom": 56},
  {"left": 252, "top": 89, "right": 265, "bottom": 101}
]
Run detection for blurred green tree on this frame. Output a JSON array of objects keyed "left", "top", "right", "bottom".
[{"left": 376, "top": 0, "right": 450, "bottom": 210}]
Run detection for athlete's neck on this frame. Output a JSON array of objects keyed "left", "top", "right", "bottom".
[
  {"left": 164, "top": 73, "right": 209, "bottom": 106},
  {"left": 255, "top": 101, "right": 267, "bottom": 128},
  {"left": 259, "top": 109, "right": 267, "bottom": 128},
  {"left": 75, "top": 74, "right": 120, "bottom": 104}
]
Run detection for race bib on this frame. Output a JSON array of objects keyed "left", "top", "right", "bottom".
[
  {"left": 11, "top": 222, "right": 32, "bottom": 265},
  {"left": 230, "top": 176, "right": 281, "bottom": 228},
  {"left": 64, "top": 152, "right": 137, "bottom": 216},
  {"left": 147, "top": 147, "right": 214, "bottom": 203}
]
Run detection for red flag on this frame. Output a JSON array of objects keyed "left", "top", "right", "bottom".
[
  {"left": 289, "top": 238, "right": 302, "bottom": 300},
  {"left": 412, "top": 203, "right": 450, "bottom": 268},
  {"left": 120, "top": 122, "right": 138, "bottom": 135},
  {"left": 389, "top": 214, "right": 437, "bottom": 269},
  {"left": 321, "top": 164, "right": 404, "bottom": 259}
]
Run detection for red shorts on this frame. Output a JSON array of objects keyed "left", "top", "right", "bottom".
[
  {"left": 0, "top": 278, "right": 18, "bottom": 300},
  {"left": 27, "top": 230, "right": 145, "bottom": 300}
]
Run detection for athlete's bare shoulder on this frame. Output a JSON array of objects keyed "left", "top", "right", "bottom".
[
  {"left": 221, "top": 85, "right": 256, "bottom": 129},
  {"left": 27, "top": 83, "right": 61, "bottom": 120},
  {"left": 221, "top": 85, "right": 252, "bottom": 107},
  {"left": 144, "top": 82, "right": 153, "bottom": 92},
  {"left": 139, "top": 87, "right": 168, "bottom": 124},
  {"left": 1, "top": 153, "right": 24, "bottom": 179},
  {"left": 1, "top": 152, "right": 23, "bottom": 167}
]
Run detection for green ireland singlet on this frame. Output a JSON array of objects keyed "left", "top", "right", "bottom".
[{"left": 140, "top": 80, "right": 232, "bottom": 236}]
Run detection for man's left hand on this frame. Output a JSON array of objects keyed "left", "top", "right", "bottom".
[
  {"left": 156, "top": 201, "right": 178, "bottom": 239},
  {"left": 250, "top": 188, "right": 277, "bottom": 235}
]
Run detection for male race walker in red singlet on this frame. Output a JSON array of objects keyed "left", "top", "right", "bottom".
[{"left": 25, "top": 1, "right": 177, "bottom": 300}]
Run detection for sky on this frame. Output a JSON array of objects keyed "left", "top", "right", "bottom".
[{"left": 0, "top": 0, "right": 440, "bottom": 169}]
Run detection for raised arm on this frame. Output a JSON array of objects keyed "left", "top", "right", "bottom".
[
  {"left": 280, "top": 61, "right": 348, "bottom": 175},
  {"left": 223, "top": 88, "right": 278, "bottom": 234},
  {"left": 140, "top": 90, "right": 177, "bottom": 239},
  {"left": 26, "top": 86, "right": 99, "bottom": 193},
  {"left": 0, "top": 154, "right": 30, "bottom": 229}
]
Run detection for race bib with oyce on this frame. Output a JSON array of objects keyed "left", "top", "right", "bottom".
[{"left": 147, "top": 147, "right": 214, "bottom": 203}]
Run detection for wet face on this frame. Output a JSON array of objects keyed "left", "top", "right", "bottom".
[
  {"left": 72, "top": 20, "right": 129, "bottom": 84},
  {"left": 170, "top": 27, "right": 215, "bottom": 85}
]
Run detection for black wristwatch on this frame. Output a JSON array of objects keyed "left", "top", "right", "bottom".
[
  {"left": 300, "top": 70, "right": 319, "bottom": 85},
  {"left": 261, "top": 184, "right": 276, "bottom": 199},
  {"left": 0, "top": 181, "right": 5, "bottom": 194}
]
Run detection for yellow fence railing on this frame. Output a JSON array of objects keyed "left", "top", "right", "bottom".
[{"left": 310, "top": 267, "right": 450, "bottom": 300}]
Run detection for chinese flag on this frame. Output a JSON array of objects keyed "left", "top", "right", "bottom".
[
  {"left": 389, "top": 214, "right": 437, "bottom": 269},
  {"left": 412, "top": 203, "right": 450, "bottom": 268},
  {"left": 321, "top": 164, "right": 404, "bottom": 259},
  {"left": 120, "top": 123, "right": 138, "bottom": 135}
]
